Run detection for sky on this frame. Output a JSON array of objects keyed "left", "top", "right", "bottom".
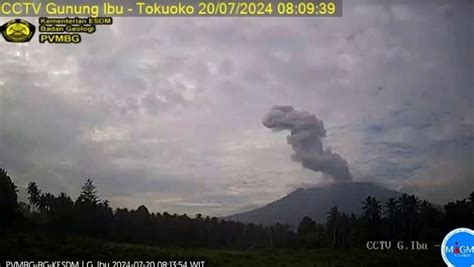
[{"left": 0, "top": 0, "right": 472, "bottom": 216}]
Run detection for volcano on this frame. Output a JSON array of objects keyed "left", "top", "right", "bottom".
[{"left": 227, "top": 182, "right": 401, "bottom": 227}]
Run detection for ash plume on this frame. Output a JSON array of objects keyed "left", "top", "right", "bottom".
[{"left": 263, "top": 105, "right": 352, "bottom": 182}]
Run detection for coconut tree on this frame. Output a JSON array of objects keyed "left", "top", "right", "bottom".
[
  {"left": 396, "top": 193, "right": 410, "bottom": 239},
  {"left": 384, "top": 198, "right": 398, "bottom": 219},
  {"left": 407, "top": 195, "right": 421, "bottom": 239},
  {"left": 38, "top": 194, "right": 48, "bottom": 213},
  {"left": 384, "top": 198, "right": 399, "bottom": 239},
  {"left": 362, "top": 196, "right": 381, "bottom": 223}
]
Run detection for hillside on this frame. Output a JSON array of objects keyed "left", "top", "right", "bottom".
[{"left": 227, "top": 182, "right": 401, "bottom": 227}]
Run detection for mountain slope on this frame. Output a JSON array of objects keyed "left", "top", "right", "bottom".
[{"left": 227, "top": 182, "right": 401, "bottom": 227}]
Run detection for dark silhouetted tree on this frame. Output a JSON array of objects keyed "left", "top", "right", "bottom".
[
  {"left": 384, "top": 197, "right": 399, "bottom": 239},
  {"left": 326, "top": 206, "right": 341, "bottom": 248},
  {"left": 444, "top": 196, "right": 472, "bottom": 231},
  {"left": 362, "top": 196, "right": 382, "bottom": 240},
  {"left": 27, "top": 181, "right": 41, "bottom": 210},
  {"left": 3, "top": 166, "right": 471, "bottom": 250},
  {"left": 76, "top": 178, "right": 99, "bottom": 205},
  {"left": 74, "top": 178, "right": 103, "bottom": 235},
  {"left": 298, "top": 216, "right": 317, "bottom": 236},
  {"left": 362, "top": 196, "right": 381, "bottom": 223},
  {"left": 0, "top": 168, "right": 18, "bottom": 224},
  {"left": 397, "top": 193, "right": 410, "bottom": 240},
  {"left": 50, "top": 192, "right": 74, "bottom": 230},
  {"left": 407, "top": 195, "right": 421, "bottom": 239}
]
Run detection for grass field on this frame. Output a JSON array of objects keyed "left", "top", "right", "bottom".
[{"left": 0, "top": 233, "right": 443, "bottom": 267}]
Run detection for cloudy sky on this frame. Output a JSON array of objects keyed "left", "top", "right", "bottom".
[{"left": 0, "top": 0, "right": 472, "bottom": 216}]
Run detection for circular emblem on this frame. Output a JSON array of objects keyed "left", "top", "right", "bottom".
[
  {"left": 1, "top": 19, "right": 36, "bottom": 43},
  {"left": 441, "top": 228, "right": 474, "bottom": 267}
]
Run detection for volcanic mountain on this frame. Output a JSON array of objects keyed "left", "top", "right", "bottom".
[{"left": 227, "top": 182, "right": 401, "bottom": 227}]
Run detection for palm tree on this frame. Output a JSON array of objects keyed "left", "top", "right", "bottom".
[
  {"left": 396, "top": 193, "right": 410, "bottom": 239},
  {"left": 407, "top": 195, "right": 421, "bottom": 214},
  {"left": 43, "top": 193, "right": 56, "bottom": 213},
  {"left": 384, "top": 198, "right": 398, "bottom": 219},
  {"left": 407, "top": 195, "right": 421, "bottom": 239},
  {"left": 418, "top": 200, "right": 434, "bottom": 236},
  {"left": 38, "top": 194, "right": 48, "bottom": 213},
  {"left": 397, "top": 193, "right": 410, "bottom": 216},
  {"left": 362, "top": 196, "right": 381, "bottom": 222},
  {"left": 361, "top": 196, "right": 382, "bottom": 240},
  {"left": 397, "top": 194, "right": 420, "bottom": 240},
  {"left": 384, "top": 198, "right": 398, "bottom": 239}
]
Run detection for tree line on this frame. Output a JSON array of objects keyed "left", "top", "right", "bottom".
[{"left": 1, "top": 168, "right": 473, "bottom": 249}]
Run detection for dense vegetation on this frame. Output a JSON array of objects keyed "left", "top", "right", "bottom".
[
  {"left": 1, "top": 233, "right": 442, "bottom": 266},
  {"left": 0, "top": 167, "right": 472, "bottom": 262}
]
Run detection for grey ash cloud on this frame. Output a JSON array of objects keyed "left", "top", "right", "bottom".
[{"left": 263, "top": 106, "right": 352, "bottom": 182}]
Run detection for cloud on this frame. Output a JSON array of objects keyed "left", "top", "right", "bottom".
[
  {"left": 0, "top": 0, "right": 472, "bottom": 216},
  {"left": 263, "top": 106, "right": 352, "bottom": 182}
]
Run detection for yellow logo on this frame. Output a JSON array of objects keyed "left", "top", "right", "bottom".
[{"left": 1, "top": 19, "right": 36, "bottom": 43}]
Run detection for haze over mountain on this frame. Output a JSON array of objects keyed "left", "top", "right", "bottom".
[{"left": 227, "top": 182, "right": 401, "bottom": 227}]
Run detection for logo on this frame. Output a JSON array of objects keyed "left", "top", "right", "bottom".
[
  {"left": 0, "top": 19, "right": 36, "bottom": 43},
  {"left": 441, "top": 228, "right": 474, "bottom": 267}
]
